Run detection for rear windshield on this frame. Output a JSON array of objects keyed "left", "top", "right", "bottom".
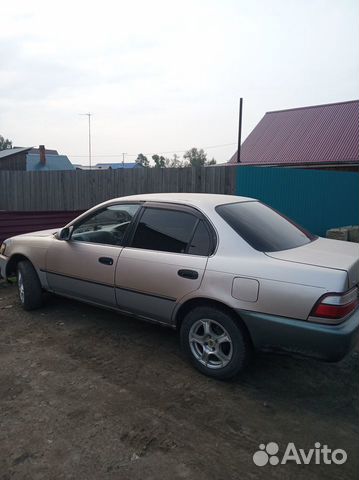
[{"left": 216, "top": 201, "right": 316, "bottom": 252}]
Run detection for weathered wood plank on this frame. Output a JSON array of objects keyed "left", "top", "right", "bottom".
[{"left": 0, "top": 166, "right": 239, "bottom": 211}]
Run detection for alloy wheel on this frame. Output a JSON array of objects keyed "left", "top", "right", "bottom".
[
  {"left": 18, "top": 271, "right": 25, "bottom": 304},
  {"left": 189, "top": 318, "right": 233, "bottom": 369}
]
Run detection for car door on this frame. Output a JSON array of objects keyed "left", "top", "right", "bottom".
[
  {"left": 45, "top": 203, "right": 141, "bottom": 306},
  {"left": 115, "top": 203, "right": 215, "bottom": 324}
]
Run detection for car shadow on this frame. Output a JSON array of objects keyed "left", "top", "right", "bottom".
[{"left": 33, "top": 292, "right": 359, "bottom": 424}]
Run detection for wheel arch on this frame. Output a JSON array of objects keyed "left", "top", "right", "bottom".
[
  {"left": 6, "top": 253, "right": 32, "bottom": 277},
  {"left": 175, "top": 297, "right": 252, "bottom": 343}
]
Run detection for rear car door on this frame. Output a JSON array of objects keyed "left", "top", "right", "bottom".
[
  {"left": 45, "top": 203, "right": 140, "bottom": 306},
  {"left": 115, "top": 203, "right": 215, "bottom": 324}
]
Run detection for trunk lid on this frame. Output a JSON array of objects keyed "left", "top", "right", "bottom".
[{"left": 266, "top": 237, "right": 359, "bottom": 289}]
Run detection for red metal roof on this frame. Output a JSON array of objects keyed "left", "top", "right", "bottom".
[{"left": 229, "top": 100, "right": 359, "bottom": 165}]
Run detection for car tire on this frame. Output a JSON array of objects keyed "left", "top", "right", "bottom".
[
  {"left": 180, "top": 306, "right": 252, "bottom": 380},
  {"left": 17, "top": 260, "right": 43, "bottom": 311}
]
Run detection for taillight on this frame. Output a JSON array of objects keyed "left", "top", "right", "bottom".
[{"left": 309, "top": 287, "right": 359, "bottom": 324}]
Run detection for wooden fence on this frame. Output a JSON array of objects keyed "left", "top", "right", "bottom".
[
  {"left": 1, "top": 166, "right": 357, "bottom": 237},
  {"left": 0, "top": 166, "right": 236, "bottom": 211}
]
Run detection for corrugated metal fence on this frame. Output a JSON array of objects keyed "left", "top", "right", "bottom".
[
  {"left": 236, "top": 166, "right": 359, "bottom": 236},
  {"left": 0, "top": 211, "right": 84, "bottom": 243}
]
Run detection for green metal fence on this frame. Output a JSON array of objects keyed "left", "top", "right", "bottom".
[{"left": 236, "top": 166, "right": 359, "bottom": 236}]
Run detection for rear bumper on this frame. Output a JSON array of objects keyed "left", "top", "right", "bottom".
[{"left": 239, "top": 308, "right": 359, "bottom": 361}]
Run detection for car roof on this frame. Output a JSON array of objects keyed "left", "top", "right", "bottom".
[{"left": 105, "top": 193, "right": 256, "bottom": 208}]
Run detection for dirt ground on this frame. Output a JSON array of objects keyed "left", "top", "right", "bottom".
[{"left": 0, "top": 280, "right": 358, "bottom": 480}]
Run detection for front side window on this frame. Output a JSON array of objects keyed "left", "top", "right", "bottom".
[
  {"left": 216, "top": 201, "right": 315, "bottom": 252},
  {"left": 72, "top": 204, "right": 139, "bottom": 245},
  {"left": 131, "top": 208, "right": 198, "bottom": 253}
]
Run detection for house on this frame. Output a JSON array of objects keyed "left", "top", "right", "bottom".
[
  {"left": 228, "top": 100, "right": 359, "bottom": 170},
  {"left": 95, "top": 162, "right": 142, "bottom": 170},
  {"left": 73, "top": 164, "right": 93, "bottom": 170},
  {"left": 73, "top": 162, "right": 142, "bottom": 170},
  {"left": 0, "top": 145, "right": 75, "bottom": 171},
  {"left": 0, "top": 147, "right": 30, "bottom": 170}
]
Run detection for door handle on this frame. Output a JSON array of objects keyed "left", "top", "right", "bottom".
[
  {"left": 98, "top": 257, "right": 114, "bottom": 266},
  {"left": 178, "top": 269, "right": 199, "bottom": 280}
]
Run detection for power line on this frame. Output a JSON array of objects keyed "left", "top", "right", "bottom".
[{"left": 69, "top": 142, "right": 236, "bottom": 158}]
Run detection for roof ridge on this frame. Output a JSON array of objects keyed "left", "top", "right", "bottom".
[
  {"left": 0, "top": 146, "right": 33, "bottom": 159},
  {"left": 266, "top": 99, "right": 359, "bottom": 115}
]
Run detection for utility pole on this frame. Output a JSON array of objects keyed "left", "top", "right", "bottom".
[
  {"left": 122, "top": 152, "right": 127, "bottom": 166},
  {"left": 80, "top": 113, "right": 92, "bottom": 168},
  {"left": 237, "top": 98, "right": 243, "bottom": 163}
]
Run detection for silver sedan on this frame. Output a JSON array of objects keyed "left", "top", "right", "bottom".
[{"left": 1, "top": 193, "right": 358, "bottom": 379}]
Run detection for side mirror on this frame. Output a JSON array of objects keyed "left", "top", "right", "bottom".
[{"left": 58, "top": 226, "right": 73, "bottom": 241}]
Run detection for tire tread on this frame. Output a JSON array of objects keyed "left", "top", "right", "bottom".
[{"left": 17, "top": 260, "right": 43, "bottom": 311}]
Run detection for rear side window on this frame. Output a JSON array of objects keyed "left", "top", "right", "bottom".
[
  {"left": 188, "top": 221, "right": 211, "bottom": 256},
  {"left": 131, "top": 208, "right": 198, "bottom": 253},
  {"left": 216, "top": 201, "right": 315, "bottom": 252}
]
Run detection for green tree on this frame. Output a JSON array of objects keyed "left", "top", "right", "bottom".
[
  {"left": 151, "top": 153, "right": 186, "bottom": 168},
  {"left": 168, "top": 153, "right": 185, "bottom": 168},
  {"left": 207, "top": 157, "right": 217, "bottom": 165},
  {"left": 183, "top": 148, "right": 217, "bottom": 166},
  {"left": 135, "top": 153, "right": 149, "bottom": 167},
  {"left": 152, "top": 154, "right": 168, "bottom": 168},
  {"left": 183, "top": 147, "right": 207, "bottom": 167},
  {"left": 0, "top": 135, "right": 13, "bottom": 151}
]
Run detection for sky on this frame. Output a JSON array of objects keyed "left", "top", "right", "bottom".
[{"left": 0, "top": 0, "right": 358, "bottom": 165}]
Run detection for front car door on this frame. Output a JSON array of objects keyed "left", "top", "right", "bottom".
[
  {"left": 115, "top": 203, "right": 215, "bottom": 324},
  {"left": 45, "top": 203, "right": 141, "bottom": 306}
]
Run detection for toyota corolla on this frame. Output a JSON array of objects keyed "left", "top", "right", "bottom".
[{"left": 1, "top": 193, "right": 358, "bottom": 379}]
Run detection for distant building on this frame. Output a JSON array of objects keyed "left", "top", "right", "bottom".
[
  {"left": 0, "top": 145, "right": 74, "bottom": 171},
  {"left": 73, "top": 164, "right": 92, "bottom": 170},
  {"left": 228, "top": 100, "right": 359, "bottom": 171},
  {"left": 73, "top": 162, "right": 142, "bottom": 170},
  {"left": 96, "top": 162, "right": 142, "bottom": 170}
]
